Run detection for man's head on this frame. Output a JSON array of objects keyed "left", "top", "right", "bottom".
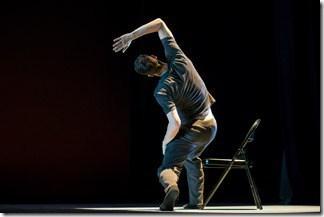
[{"left": 134, "top": 54, "right": 166, "bottom": 77}]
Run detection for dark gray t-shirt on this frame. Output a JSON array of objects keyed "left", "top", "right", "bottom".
[{"left": 154, "top": 36, "right": 215, "bottom": 125}]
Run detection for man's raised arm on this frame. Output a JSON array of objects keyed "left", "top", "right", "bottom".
[{"left": 112, "top": 18, "right": 173, "bottom": 53}]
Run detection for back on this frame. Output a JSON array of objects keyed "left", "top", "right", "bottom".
[{"left": 154, "top": 37, "right": 215, "bottom": 125}]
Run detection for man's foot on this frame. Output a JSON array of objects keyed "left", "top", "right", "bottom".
[
  {"left": 159, "top": 185, "right": 179, "bottom": 211},
  {"left": 183, "top": 204, "right": 204, "bottom": 209}
]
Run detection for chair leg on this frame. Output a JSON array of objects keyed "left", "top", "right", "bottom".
[
  {"left": 202, "top": 161, "right": 235, "bottom": 209},
  {"left": 244, "top": 164, "right": 263, "bottom": 210}
]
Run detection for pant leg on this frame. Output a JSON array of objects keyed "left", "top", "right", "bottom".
[
  {"left": 184, "top": 118, "right": 217, "bottom": 206},
  {"left": 157, "top": 136, "right": 194, "bottom": 191},
  {"left": 184, "top": 157, "right": 205, "bottom": 206}
]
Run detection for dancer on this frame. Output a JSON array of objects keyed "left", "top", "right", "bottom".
[{"left": 113, "top": 18, "right": 217, "bottom": 211}]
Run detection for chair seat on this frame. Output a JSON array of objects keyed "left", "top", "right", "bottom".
[{"left": 203, "top": 158, "right": 252, "bottom": 169}]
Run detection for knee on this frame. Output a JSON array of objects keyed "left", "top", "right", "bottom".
[
  {"left": 158, "top": 166, "right": 182, "bottom": 178},
  {"left": 159, "top": 168, "right": 179, "bottom": 183}
]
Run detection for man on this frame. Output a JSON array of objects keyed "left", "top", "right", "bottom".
[{"left": 113, "top": 18, "right": 217, "bottom": 211}]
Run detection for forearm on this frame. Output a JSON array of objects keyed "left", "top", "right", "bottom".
[
  {"left": 162, "top": 122, "right": 180, "bottom": 145},
  {"left": 130, "top": 18, "right": 163, "bottom": 41}
]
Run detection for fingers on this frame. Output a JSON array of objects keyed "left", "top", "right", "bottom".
[
  {"left": 112, "top": 35, "right": 123, "bottom": 52},
  {"left": 113, "top": 40, "right": 131, "bottom": 53},
  {"left": 113, "top": 40, "right": 122, "bottom": 49},
  {"left": 113, "top": 36, "right": 121, "bottom": 42},
  {"left": 112, "top": 34, "right": 131, "bottom": 53},
  {"left": 113, "top": 44, "right": 124, "bottom": 53},
  {"left": 122, "top": 45, "right": 129, "bottom": 53},
  {"left": 112, "top": 39, "right": 124, "bottom": 52},
  {"left": 114, "top": 43, "right": 127, "bottom": 53},
  {"left": 113, "top": 34, "right": 126, "bottom": 46}
]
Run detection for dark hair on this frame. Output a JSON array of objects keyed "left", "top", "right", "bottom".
[{"left": 134, "top": 54, "right": 160, "bottom": 75}]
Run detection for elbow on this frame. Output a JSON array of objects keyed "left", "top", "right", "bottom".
[
  {"left": 156, "top": 18, "right": 164, "bottom": 24},
  {"left": 155, "top": 18, "right": 166, "bottom": 27}
]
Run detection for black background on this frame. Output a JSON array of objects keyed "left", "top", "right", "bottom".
[{"left": 0, "top": 0, "right": 319, "bottom": 206}]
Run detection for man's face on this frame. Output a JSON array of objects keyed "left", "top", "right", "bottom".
[
  {"left": 147, "top": 55, "right": 158, "bottom": 64},
  {"left": 145, "top": 55, "right": 159, "bottom": 77}
]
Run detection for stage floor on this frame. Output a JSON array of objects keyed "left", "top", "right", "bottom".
[
  {"left": 76, "top": 205, "right": 320, "bottom": 214},
  {"left": 0, "top": 204, "right": 320, "bottom": 214}
]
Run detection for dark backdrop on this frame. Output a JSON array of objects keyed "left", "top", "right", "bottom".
[{"left": 0, "top": 0, "right": 319, "bottom": 205}]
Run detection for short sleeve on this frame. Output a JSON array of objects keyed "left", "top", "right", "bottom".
[
  {"left": 154, "top": 86, "right": 176, "bottom": 114},
  {"left": 161, "top": 37, "right": 185, "bottom": 63}
]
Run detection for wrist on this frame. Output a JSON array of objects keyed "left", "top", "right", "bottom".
[{"left": 130, "top": 32, "right": 136, "bottom": 41}]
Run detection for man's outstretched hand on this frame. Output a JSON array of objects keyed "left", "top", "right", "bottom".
[{"left": 113, "top": 33, "right": 133, "bottom": 53}]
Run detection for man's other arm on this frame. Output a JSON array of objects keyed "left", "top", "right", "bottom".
[{"left": 162, "top": 108, "right": 181, "bottom": 155}]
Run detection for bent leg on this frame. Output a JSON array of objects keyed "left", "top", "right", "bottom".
[
  {"left": 157, "top": 137, "right": 194, "bottom": 191},
  {"left": 157, "top": 137, "right": 194, "bottom": 211}
]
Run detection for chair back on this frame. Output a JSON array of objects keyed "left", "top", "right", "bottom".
[{"left": 239, "top": 119, "right": 261, "bottom": 154}]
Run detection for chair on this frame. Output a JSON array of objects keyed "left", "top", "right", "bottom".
[{"left": 202, "top": 119, "right": 263, "bottom": 210}]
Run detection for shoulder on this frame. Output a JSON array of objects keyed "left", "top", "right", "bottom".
[{"left": 161, "top": 36, "right": 188, "bottom": 64}]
